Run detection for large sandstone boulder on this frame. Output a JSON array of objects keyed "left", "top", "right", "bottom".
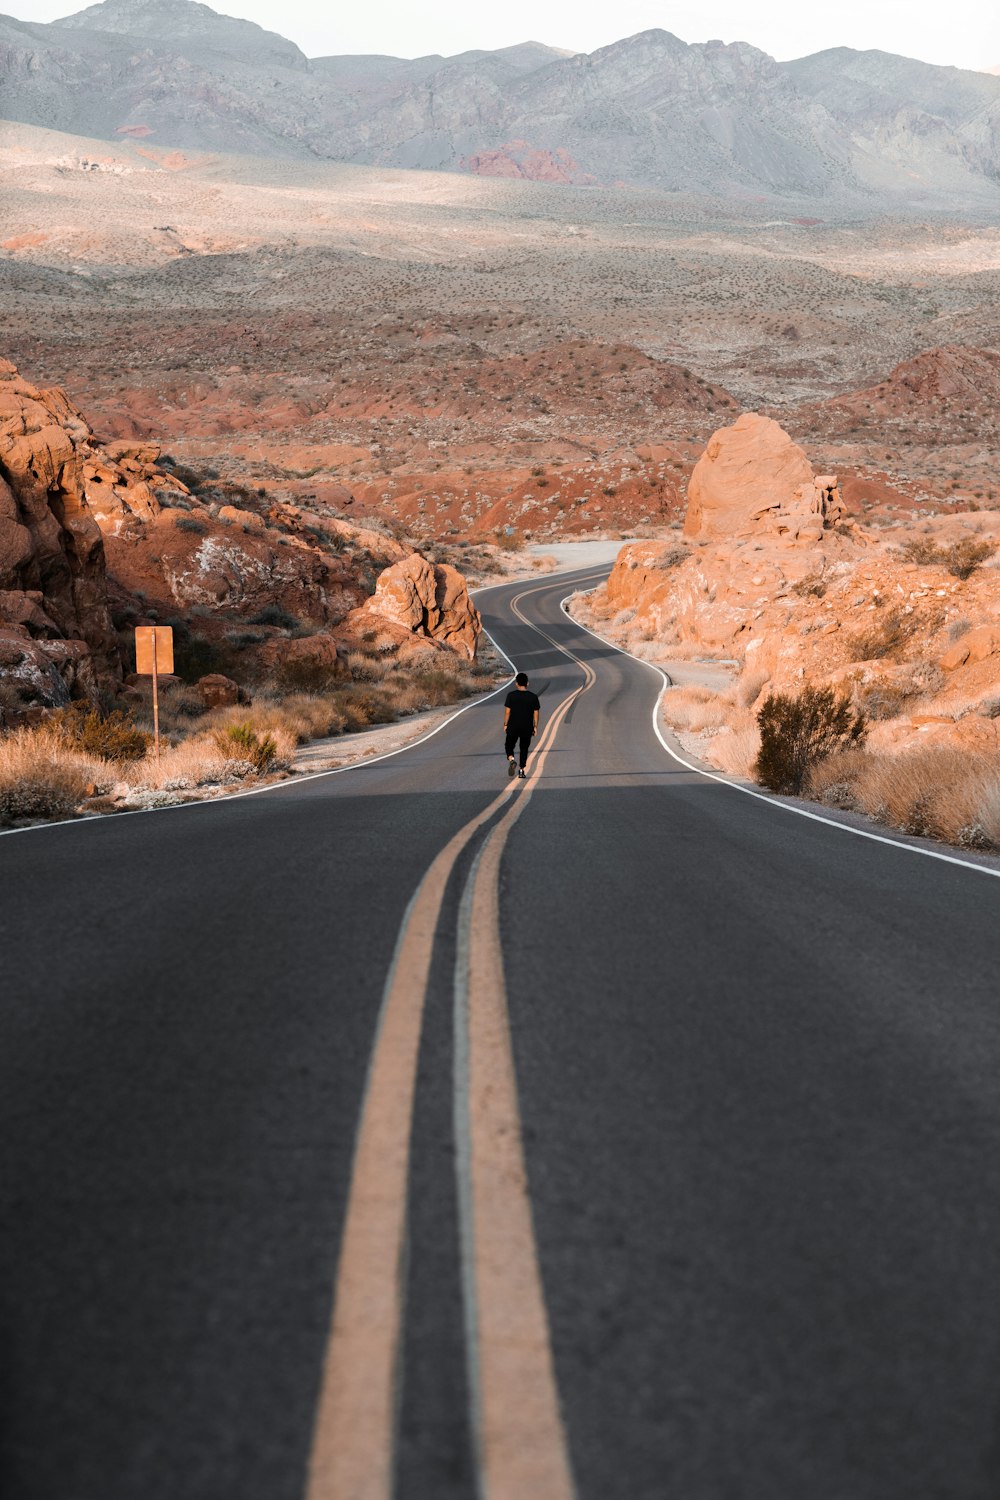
[
  {"left": 0, "top": 359, "right": 122, "bottom": 706},
  {"left": 350, "top": 553, "right": 481, "bottom": 659},
  {"left": 685, "top": 414, "right": 816, "bottom": 540}
]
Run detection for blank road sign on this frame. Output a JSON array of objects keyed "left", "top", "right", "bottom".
[{"left": 135, "top": 626, "right": 174, "bottom": 675}]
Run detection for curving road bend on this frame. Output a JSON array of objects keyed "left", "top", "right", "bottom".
[{"left": 4, "top": 566, "right": 1000, "bottom": 1500}]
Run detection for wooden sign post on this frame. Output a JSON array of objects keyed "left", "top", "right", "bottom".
[{"left": 135, "top": 626, "right": 174, "bottom": 761}]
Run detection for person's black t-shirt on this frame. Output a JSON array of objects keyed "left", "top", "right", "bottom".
[{"left": 505, "top": 689, "right": 540, "bottom": 732}]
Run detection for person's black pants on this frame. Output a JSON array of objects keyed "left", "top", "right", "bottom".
[{"left": 505, "top": 727, "right": 533, "bottom": 769}]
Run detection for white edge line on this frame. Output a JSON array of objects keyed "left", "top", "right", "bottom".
[
  {"left": 0, "top": 566, "right": 606, "bottom": 842},
  {"left": 560, "top": 590, "right": 1000, "bottom": 883}
]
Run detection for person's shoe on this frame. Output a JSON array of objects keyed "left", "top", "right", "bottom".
[
  {"left": 518, "top": 769, "right": 526, "bottom": 778},
  {"left": 507, "top": 757, "right": 516, "bottom": 778}
]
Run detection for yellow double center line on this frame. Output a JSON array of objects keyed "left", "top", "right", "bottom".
[{"left": 305, "top": 576, "right": 600, "bottom": 1500}]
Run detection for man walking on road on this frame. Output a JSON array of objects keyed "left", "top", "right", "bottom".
[{"left": 504, "top": 671, "right": 540, "bottom": 779}]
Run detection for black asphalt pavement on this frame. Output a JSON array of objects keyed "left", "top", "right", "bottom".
[{"left": 4, "top": 565, "right": 1000, "bottom": 1499}]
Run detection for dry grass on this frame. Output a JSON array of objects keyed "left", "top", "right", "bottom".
[
  {"left": 900, "top": 536, "right": 996, "bottom": 578},
  {"left": 122, "top": 737, "right": 237, "bottom": 791},
  {"left": 807, "top": 745, "right": 1000, "bottom": 849},
  {"left": 708, "top": 714, "right": 760, "bottom": 777},
  {"left": 734, "top": 668, "right": 770, "bottom": 709},
  {"left": 662, "top": 684, "right": 731, "bottom": 733},
  {"left": 0, "top": 728, "right": 113, "bottom": 822},
  {"left": 843, "top": 610, "right": 915, "bottom": 663},
  {"left": 0, "top": 644, "right": 501, "bottom": 820}
]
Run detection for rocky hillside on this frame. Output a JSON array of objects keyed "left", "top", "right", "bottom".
[
  {"left": 0, "top": 359, "right": 481, "bottom": 722},
  {"left": 583, "top": 412, "right": 1000, "bottom": 770},
  {"left": 2, "top": 1, "right": 1000, "bottom": 204}
]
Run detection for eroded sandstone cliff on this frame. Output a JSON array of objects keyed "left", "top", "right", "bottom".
[{"left": 0, "top": 359, "right": 481, "bottom": 721}]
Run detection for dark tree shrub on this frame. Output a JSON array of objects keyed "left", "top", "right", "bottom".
[{"left": 754, "top": 686, "right": 866, "bottom": 795}]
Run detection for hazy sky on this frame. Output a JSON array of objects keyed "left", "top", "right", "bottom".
[{"left": 15, "top": 0, "right": 1000, "bottom": 70}]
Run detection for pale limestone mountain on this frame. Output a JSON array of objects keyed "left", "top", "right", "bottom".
[
  {"left": 51, "top": 0, "right": 308, "bottom": 66},
  {"left": 1, "top": 0, "right": 1000, "bottom": 206}
]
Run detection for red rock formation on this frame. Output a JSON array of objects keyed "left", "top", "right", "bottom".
[
  {"left": 346, "top": 554, "right": 482, "bottom": 659},
  {"left": 0, "top": 357, "right": 483, "bottom": 717},
  {"left": 684, "top": 412, "right": 850, "bottom": 546},
  {"left": 460, "top": 142, "right": 596, "bottom": 186},
  {"left": 685, "top": 414, "right": 813, "bottom": 540},
  {"left": 0, "top": 360, "right": 121, "bottom": 707}
]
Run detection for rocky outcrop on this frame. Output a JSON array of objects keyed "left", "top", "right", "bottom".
[
  {"left": 460, "top": 142, "right": 596, "bottom": 185},
  {"left": 0, "top": 358, "right": 482, "bottom": 715},
  {"left": 0, "top": 360, "right": 121, "bottom": 707},
  {"left": 596, "top": 414, "right": 1000, "bottom": 765},
  {"left": 684, "top": 413, "right": 848, "bottom": 543},
  {"left": 347, "top": 554, "right": 482, "bottom": 659}
]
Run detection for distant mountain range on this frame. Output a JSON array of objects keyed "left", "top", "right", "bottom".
[{"left": 3, "top": 0, "right": 1000, "bottom": 204}]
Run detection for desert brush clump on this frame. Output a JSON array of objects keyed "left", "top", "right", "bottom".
[
  {"left": 211, "top": 722, "right": 281, "bottom": 774},
  {"left": 844, "top": 610, "right": 914, "bottom": 663},
  {"left": 900, "top": 536, "right": 996, "bottom": 578},
  {"left": 47, "top": 702, "right": 150, "bottom": 763},
  {"left": 855, "top": 676, "right": 915, "bottom": 721},
  {"left": 0, "top": 726, "right": 113, "bottom": 824},
  {"left": 807, "top": 746, "right": 1000, "bottom": 849},
  {"left": 662, "top": 683, "right": 732, "bottom": 733},
  {"left": 754, "top": 685, "right": 867, "bottom": 795}
]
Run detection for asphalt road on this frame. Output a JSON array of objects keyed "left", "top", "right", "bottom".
[{"left": 5, "top": 565, "right": 1000, "bottom": 1500}]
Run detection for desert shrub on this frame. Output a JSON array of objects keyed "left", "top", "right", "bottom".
[
  {"left": 943, "top": 538, "right": 996, "bottom": 579},
  {"left": 274, "top": 655, "right": 343, "bottom": 695},
  {"left": 341, "top": 687, "right": 398, "bottom": 729},
  {"left": 790, "top": 571, "right": 826, "bottom": 598},
  {"left": 249, "top": 605, "right": 300, "bottom": 630},
  {"left": 856, "top": 677, "right": 914, "bottom": 721},
  {"left": 226, "top": 631, "right": 267, "bottom": 650},
  {"left": 176, "top": 515, "right": 208, "bottom": 535},
  {"left": 754, "top": 685, "right": 866, "bottom": 794},
  {"left": 346, "top": 650, "right": 394, "bottom": 683},
  {"left": 274, "top": 693, "right": 348, "bottom": 739},
  {"left": 48, "top": 703, "right": 150, "bottom": 763},
  {"left": 851, "top": 748, "right": 999, "bottom": 846},
  {"left": 900, "top": 536, "right": 995, "bottom": 578},
  {"left": 124, "top": 737, "right": 230, "bottom": 790},
  {"left": 844, "top": 610, "right": 914, "bottom": 662},
  {"left": 972, "top": 781, "right": 1000, "bottom": 848},
  {"left": 397, "top": 667, "right": 471, "bottom": 710},
  {"left": 805, "top": 746, "right": 872, "bottom": 810},
  {"left": 900, "top": 536, "right": 941, "bottom": 566},
  {"left": 172, "top": 634, "right": 237, "bottom": 683},
  {"left": 0, "top": 729, "right": 107, "bottom": 822},
  {"left": 654, "top": 546, "right": 689, "bottom": 570},
  {"left": 909, "top": 660, "right": 945, "bottom": 696},
  {"left": 212, "top": 722, "right": 279, "bottom": 774},
  {"left": 806, "top": 745, "right": 1000, "bottom": 848},
  {"left": 159, "top": 683, "right": 210, "bottom": 723}
]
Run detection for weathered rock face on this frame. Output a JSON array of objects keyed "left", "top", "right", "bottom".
[
  {"left": 0, "top": 357, "right": 483, "bottom": 715},
  {"left": 599, "top": 411, "right": 1000, "bottom": 764},
  {"left": 685, "top": 413, "right": 819, "bottom": 540},
  {"left": 0, "top": 359, "right": 121, "bottom": 706},
  {"left": 348, "top": 553, "right": 482, "bottom": 659}
]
